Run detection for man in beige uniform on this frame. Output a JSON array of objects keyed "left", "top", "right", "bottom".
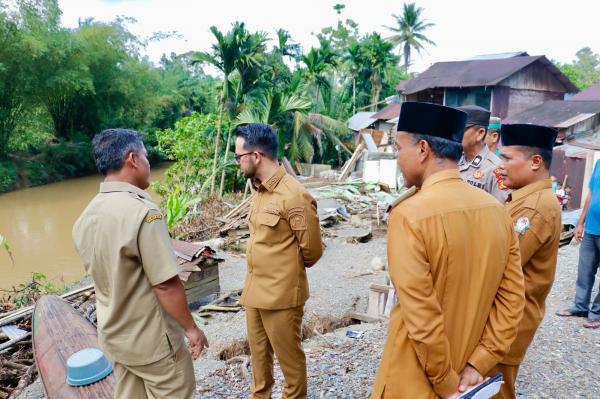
[
  {"left": 458, "top": 105, "right": 510, "bottom": 203},
  {"left": 489, "top": 124, "right": 561, "bottom": 398},
  {"left": 372, "top": 102, "right": 525, "bottom": 399},
  {"left": 73, "top": 129, "right": 208, "bottom": 398},
  {"left": 234, "top": 123, "right": 323, "bottom": 399}
]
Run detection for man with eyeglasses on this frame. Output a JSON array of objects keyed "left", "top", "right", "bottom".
[
  {"left": 234, "top": 123, "right": 323, "bottom": 399},
  {"left": 457, "top": 105, "right": 510, "bottom": 203}
]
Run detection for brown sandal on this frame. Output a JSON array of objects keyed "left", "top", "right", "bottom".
[
  {"left": 583, "top": 319, "right": 600, "bottom": 329},
  {"left": 555, "top": 309, "right": 588, "bottom": 318}
]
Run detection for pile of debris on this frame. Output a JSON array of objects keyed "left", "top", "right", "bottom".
[
  {"left": 0, "top": 285, "right": 95, "bottom": 398},
  {"left": 172, "top": 239, "right": 224, "bottom": 309},
  {"left": 0, "top": 241, "right": 227, "bottom": 398}
]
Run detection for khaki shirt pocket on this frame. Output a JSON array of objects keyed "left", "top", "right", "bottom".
[
  {"left": 258, "top": 212, "right": 280, "bottom": 227},
  {"left": 256, "top": 212, "right": 284, "bottom": 244}
]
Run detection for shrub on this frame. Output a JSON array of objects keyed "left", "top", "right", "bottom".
[{"left": 0, "top": 161, "right": 18, "bottom": 193}]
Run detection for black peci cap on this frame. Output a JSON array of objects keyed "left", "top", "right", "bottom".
[
  {"left": 397, "top": 102, "right": 467, "bottom": 143},
  {"left": 500, "top": 124, "right": 558, "bottom": 150},
  {"left": 456, "top": 105, "right": 491, "bottom": 127}
]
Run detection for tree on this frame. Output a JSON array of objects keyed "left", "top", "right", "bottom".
[
  {"left": 300, "top": 39, "right": 338, "bottom": 111},
  {"left": 274, "top": 29, "right": 301, "bottom": 60},
  {"left": 360, "top": 33, "right": 398, "bottom": 110},
  {"left": 191, "top": 24, "right": 239, "bottom": 194},
  {"left": 555, "top": 47, "right": 600, "bottom": 90},
  {"left": 384, "top": 2, "right": 435, "bottom": 69},
  {"left": 0, "top": 9, "right": 31, "bottom": 157},
  {"left": 218, "top": 26, "right": 268, "bottom": 196},
  {"left": 236, "top": 91, "right": 349, "bottom": 164}
]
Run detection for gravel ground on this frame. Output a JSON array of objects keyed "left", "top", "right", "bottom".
[
  {"left": 16, "top": 237, "right": 600, "bottom": 398},
  {"left": 194, "top": 241, "right": 600, "bottom": 399}
]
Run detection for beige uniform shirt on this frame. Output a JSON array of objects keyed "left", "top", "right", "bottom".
[
  {"left": 239, "top": 166, "right": 323, "bottom": 310},
  {"left": 372, "top": 170, "right": 525, "bottom": 399},
  {"left": 459, "top": 145, "right": 511, "bottom": 203},
  {"left": 502, "top": 179, "right": 561, "bottom": 365},
  {"left": 72, "top": 182, "right": 183, "bottom": 366}
]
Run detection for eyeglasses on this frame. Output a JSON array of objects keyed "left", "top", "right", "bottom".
[{"left": 234, "top": 151, "right": 263, "bottom": 163}]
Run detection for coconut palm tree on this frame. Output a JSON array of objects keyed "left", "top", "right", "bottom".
[
  {"left": 235, "top": 90, "right": 349, "bottom": 163},
  {"left": 300, "top": 39, "right": 338, "bottom": 111},
  {"left": 384, "top": 3, "right": 435, "bottom": 69},
  {"left": 193, "top": 22, "right": 268, "bottom": 197},
  {"left": 218, "top": 27, "right": 268, "bottom": 196},
  {"left": 274, "top": 29, "right": 301, "bottom": 60},
  {"left": 361, "top": 33, "right": 398, "bottom": 110},
  {"left": 191, "top": 24, "right": 239, "bottom": 194}
]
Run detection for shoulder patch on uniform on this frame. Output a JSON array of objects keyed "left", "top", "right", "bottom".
[
  {"left": 289, "top": 213, "right": 307, "bottom": 230},
  {"left": 514, "top": 216, "right": 530, "bottom": 235},
  {"left": 288, "top": 206, "right": 304, "bottom": 216},
  {"left": 145, "top": 212, "right": 163, "bottom": 224},
  {"left": 492, "top": 168, "right": 509, "bottom": 190}
]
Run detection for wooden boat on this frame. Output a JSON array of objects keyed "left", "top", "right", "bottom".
[{"left": 32, "top": 295, "right": 114, "bottom": 398}]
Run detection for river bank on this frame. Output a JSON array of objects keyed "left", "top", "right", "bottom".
[{"left": 0, "top": 164, "right": 170, "bottom": 291}]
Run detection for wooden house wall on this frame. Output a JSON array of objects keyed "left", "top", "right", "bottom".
[
  {"left": 564, "top": 114, "right": 600, "bottom": 138},
  {"left": 500, "top": 61, "right": 569, "bottom": 92},
  {"left": 405, "top": 88, "right": 444, "bottom": 104},
  {"left": 491, "top": 86, "right": 510, "bottom": 118},
  {"left": 506, "top": 89, "right": 564, "bottom": 118}
]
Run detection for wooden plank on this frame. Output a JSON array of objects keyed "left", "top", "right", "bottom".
[
  {"left": 347, "top": 311, "right": 384, "bottom": 324},
  {"left": 33, "top": 295, "right": 114, "bottom": 398},
  {"left": 338, "top": 142, "right": 365, "bottom": 182},
  {"left": 281, "top": 157, "right": 298, "bottom": 178}
]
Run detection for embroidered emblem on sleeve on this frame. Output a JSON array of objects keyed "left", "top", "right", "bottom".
[
  {"left": 288, "top": 207, "right": 307, "bottom": 231},
  {"left": 514, "top": 216, "right": 530, "bottom": 235}
]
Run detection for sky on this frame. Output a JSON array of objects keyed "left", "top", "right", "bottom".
[{"left": 57, "top": 0, "right": 600, "bottom": 74}]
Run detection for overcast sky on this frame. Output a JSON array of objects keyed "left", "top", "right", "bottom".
[{"left": 57, "top": 0, "right": 599, "bottom": 73}]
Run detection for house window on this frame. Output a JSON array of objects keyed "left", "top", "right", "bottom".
[{"left": 445, "top": 87, "right": 492, "bottom": 110}]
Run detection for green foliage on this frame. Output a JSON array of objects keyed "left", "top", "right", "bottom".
[
  {"left": 0, "top": 160, "right": 17, "bottom": 192},
  {"left": 0, "top": 0, "right": 217, "bottom": 191},
  {"left": 3, "top": 272, "right": 66, "bottom": 307},
  {"left": 7, "top": 107, "right": 54, "bottom": 153},
  {"left": 165, "top": 186, "right": 202, "bottom": 234},
  {"left": 153, "top": 112, "right": 220, "bottom": 203},
  {"left": 555, "top": 47, "right": 600, "bottom": 90},
  {"left": 0, "top": 233, "right": 14, "bottom": 266},
  {"left": 385, "top": 2, "right": 436, "bottom": 69}
]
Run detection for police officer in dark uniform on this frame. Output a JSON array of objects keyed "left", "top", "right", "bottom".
[{"left": 458, "top": 105, "right": 510, "bottom": 203}]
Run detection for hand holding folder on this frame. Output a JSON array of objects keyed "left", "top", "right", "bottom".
[{"left": 458, "top": 373, "right": 504, "bottom": 399}]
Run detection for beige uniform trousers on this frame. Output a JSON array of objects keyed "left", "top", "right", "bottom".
[
  {"left": 246, "top": 305, "right": 306, "bottom": 399},
  {"left": 113, "top": 344, "right": 195, "bottom": 399},
  {"left": 489, "top": 363, "right": 520, "bottom": 399}
]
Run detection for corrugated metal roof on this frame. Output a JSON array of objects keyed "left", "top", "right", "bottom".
[
  {"left": 467, "top": 51, "right": 529, "bottom": 60},
  {"left": 372, "top": 103, "right": 401, "bottom": 121},
  {"left": 347, "top": 112, "right": 377, "bottom": 131},
  {"left": 504, "top": 100, "right": 600, "bottom": 127},
  {"left": 555, "top": 113, "right": 596, "bottom": 128},
  {"left": 571, "top": 82, "right": 600, "bottom": 101},
  {"left": 399, "top": 55, "right": 578, "bottom": 94}
]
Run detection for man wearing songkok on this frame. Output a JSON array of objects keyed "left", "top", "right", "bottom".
[
  {"left": 490, "top": 124, "right": 561, "bottom": 398},
  {"left": 371, "top": 102, "right": 525, "bottom": 399}
]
